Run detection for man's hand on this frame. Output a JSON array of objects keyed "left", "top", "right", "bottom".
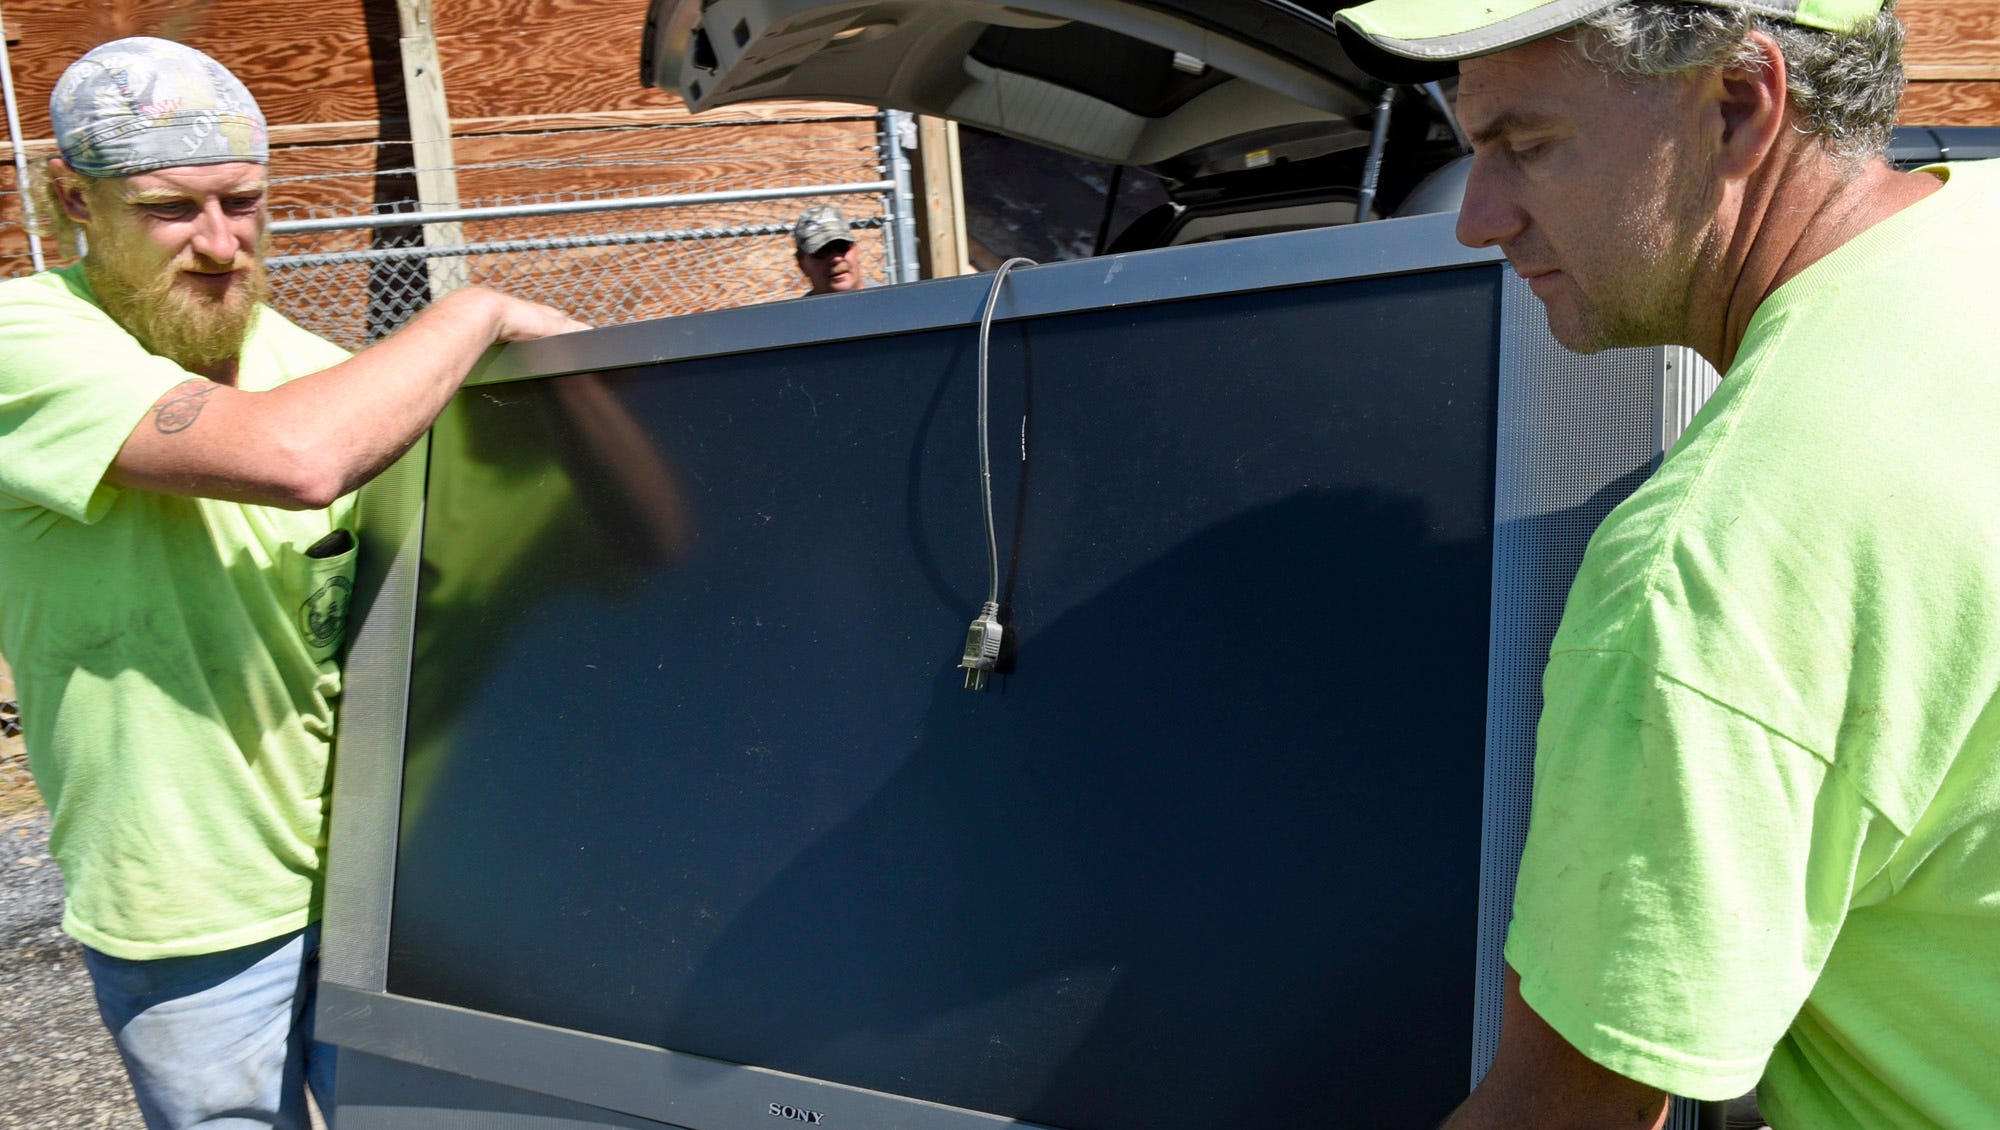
[
  {"left": 1442, "top": 966, "right": 1669, "bottom": 1130},
  {"left": 458, "top": 287, "right": 594, "bottom": 343}
]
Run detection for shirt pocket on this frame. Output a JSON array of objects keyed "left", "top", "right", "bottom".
[{"left": 279, "top": 528, "right": 358, "bottom": 664}]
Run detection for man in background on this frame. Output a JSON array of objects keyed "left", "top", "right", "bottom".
[
  {"left": 1333, "top": 1, "right": 2000, "bottom": 1127},
  {"left": 0, "top": 37, "right": 587, "bottom": 1128},
  {"left": 791, "top": 203, "right": 867, "bottom": 294}
]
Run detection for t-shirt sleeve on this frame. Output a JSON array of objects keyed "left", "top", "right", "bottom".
[
  {"left": 0, "top": 276, "right": 198, "bottom": 523},
  {"left": 1505, "top": 646, "right": 1897, "bottom": 1101}
]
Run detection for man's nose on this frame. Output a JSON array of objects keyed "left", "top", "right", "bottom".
[
  {"left": 189, "top": 202, "right": 241, "bottom": 264},
  {"left": 1454, "top": 157, "right": 1524, "bottom": 251}
]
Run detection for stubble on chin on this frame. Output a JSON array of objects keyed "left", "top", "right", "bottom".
[{"left": 1565, "top": 154, "right": 1723, "bottom": 355}]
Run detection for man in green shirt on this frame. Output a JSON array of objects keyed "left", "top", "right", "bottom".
[
  {"left": 0, "top": 37, "right": 587, "bottom": 1128},
  {"left": 1334, "top": 2, "right": 1999, "bottom": 1127}
]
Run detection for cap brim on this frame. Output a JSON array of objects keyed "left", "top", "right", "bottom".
[
  {"left": 797, "top": 234, "right": 852, "bottom": 256},
  {"left": 1335, "top": 23, "right": 1458, "bottom": 84},
  {"left": 1335, "top": 0, "right": 1615, "bottom": 82}
]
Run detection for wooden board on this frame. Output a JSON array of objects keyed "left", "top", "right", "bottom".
[
  {"left": 1901, "top": 0, "right": 2000, "bottom": 76},
  {"left": 0, "top": 0, "right": 389, "bottom": 135},
  {"left": 432, "top": 0, "right": 673, "bottom": 118},
  {"left": 1901, "top": 80, "right": 2000, "bottom": 125},
  {"left": 1899, "top": 0, "right": 2000, "bottom": 122}
]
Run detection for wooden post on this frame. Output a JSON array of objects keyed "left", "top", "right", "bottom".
[
  {"left": 396, "top": 0, "right": 467, "bottom": 295},
  {"left": 912, "top": 115, "right": 969, "bottom": 279}
]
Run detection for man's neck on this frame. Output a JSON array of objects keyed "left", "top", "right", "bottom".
[
  {"left": 189, "top": 358, "right": 242, "bottom": 386},
  {"left": 1703, "top": 149, "right": 1942, "bottom": 371}
]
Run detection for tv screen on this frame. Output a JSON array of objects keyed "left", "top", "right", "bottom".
[{"left": 383, "top": 266, "right": 1500, "bottom": 1129}]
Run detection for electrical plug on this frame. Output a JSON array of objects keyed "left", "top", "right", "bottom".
[{"left": 959, "top": 602, "right": 1004, "bottom": 691}]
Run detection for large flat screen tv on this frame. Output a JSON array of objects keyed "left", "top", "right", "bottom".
[{"left": 319, "top": 212, "right": 1714, "bottom": 1130}]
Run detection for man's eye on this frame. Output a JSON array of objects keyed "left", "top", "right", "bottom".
[
  {"left": 142, "top": 202, "right": 195, "bottom": 220},
  {"left": 1510, "top": 139, "right": 1552, "bottom": 163},
  {"left": 224, "top": 196, "right": 264, "bottom": 214}
]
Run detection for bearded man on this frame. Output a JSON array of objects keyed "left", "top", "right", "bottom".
[
  {"left": 0, "top": 37, "right": 586, "bottom": 1128},
  {"left": 1331, "top": 2, "right": 2000, "bottom": 1127}
]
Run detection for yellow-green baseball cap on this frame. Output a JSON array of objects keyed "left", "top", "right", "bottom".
[{"left": 1335, "top": 0, "right": 1889, "bottom": 82}]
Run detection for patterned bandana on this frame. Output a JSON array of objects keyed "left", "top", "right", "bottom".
[{"left": 50, "top": 37, "right": 267, "bottom": 177}]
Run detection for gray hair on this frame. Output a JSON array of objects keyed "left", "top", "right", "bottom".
[{"left": 1576, "top": 1, "right": 1906, "bottom": 165}]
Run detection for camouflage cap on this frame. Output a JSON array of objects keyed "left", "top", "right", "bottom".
[
  {"left": 792, "top": 205, "right": 855, "bottom": 256},
  {"left": 51, "top": 37, "right": 268, "bottom": 177}
]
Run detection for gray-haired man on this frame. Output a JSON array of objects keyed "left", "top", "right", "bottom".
[
  {"left": 0, "top": 37, "right": 587, "bottom": 1127},
  {"left": 1335, "top": 2, "right": 2000, "bottom": 1127}
]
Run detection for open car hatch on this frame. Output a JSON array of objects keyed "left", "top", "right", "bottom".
[{"left": 640, "top": 0, "right": 1390, "bottom": 167}]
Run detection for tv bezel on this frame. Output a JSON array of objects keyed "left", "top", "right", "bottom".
[{"left": 319, "top": 210, "right": 1707, "bottom": 1129}]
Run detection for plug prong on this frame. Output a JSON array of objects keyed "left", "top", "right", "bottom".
[{"left": 957, "top": 602, "right": 1004, "bottom": 692}]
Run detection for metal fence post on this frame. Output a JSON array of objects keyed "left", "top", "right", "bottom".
[
  {"left": 879, "top": 109, "right": 921, "bottom": 285},
  {"left": 0, "top": 6, "right": 45, "bottom": 272}
]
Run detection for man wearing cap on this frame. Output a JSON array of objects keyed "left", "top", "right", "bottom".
[
  {"left": 0, "top": 37, "right": 587, "bottom": 1128},
  {"left": 1332, "top": 2, "right": 1998, "bottom": 1127},
  {"left": 791, "top": 204, "right": 867, "bottom": 294}
]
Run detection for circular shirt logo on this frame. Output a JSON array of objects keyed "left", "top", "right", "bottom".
[{"left": 300, "top": 575, "right": 353, "bottom": 649}]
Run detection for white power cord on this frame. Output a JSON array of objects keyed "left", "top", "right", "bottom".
[{"left": 959, "top": 257, "right": 1037, "bottom": 690}]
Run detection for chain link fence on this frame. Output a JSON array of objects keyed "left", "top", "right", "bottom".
[
  {"left": 3, "top": 110, "right": 912, "bottom": 350},
  {"left": 0, "top": 109, "right": 913, "bottom": 787},
  {"left": 264, "top": 111, "right": 910, "bottom": 348}
]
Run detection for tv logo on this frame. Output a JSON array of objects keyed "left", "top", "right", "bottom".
[{"left": 769, "top": 1102, "right": 825, "bottom": 1124}]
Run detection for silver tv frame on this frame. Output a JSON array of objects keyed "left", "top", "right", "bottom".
[{"left": 319, "top": 210, "right": 1713, "bottom": 1130}]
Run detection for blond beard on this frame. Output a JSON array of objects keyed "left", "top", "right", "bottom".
[{"left": 83, "top": 225, "right": 270, "bottom": 374}]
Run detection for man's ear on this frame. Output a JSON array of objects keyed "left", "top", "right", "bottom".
[
  {"left": 47, "top": 158, "right": 93, "bottom": 223},
  {"left": 1711, "top": 29, "right": 1789, "bottom": 180}
]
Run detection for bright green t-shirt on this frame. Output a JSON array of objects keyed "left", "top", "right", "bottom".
[
  {"left": 0, "top": 265, "right": 355, "bottom": 960},
  {"left": 1507, "top": 159, "right": 2000, "bottom": 1127}
]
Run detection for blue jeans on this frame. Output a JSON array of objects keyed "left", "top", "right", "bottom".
[{"left": 82, "top": 922, "right": 336, "bottom": 1129}]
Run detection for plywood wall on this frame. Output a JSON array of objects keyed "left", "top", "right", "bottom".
[
  {"left": 1, "top": 0, "right": 399, "bottom": 140},
  {"left": 1901, "top": 0, "right": 2000, "bottom": 121},
  {"left": 0, "top": 0, "right": 885, "bottom": 324}
]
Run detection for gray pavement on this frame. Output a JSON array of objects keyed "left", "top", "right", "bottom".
[{"left": 0, "top": 811, "right": 141, "bottom": 1129}]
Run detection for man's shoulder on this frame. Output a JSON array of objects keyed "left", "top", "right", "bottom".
[
  {"left": 1741, "top": 161, "right": 1995, "bottom": 385},
  {"left": 1551, "top": 363, "right": 1880, "bottom": 692},
  {"left": 1846, "top": 158, "right": 1996, "bottom": 279},
  {"left": 0, "top": 264, "right": 96, "bottom": 313},
  {"left": 0, "top": 267, "right": 127, "bottom": 369}
]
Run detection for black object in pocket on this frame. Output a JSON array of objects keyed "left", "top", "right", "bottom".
[{"left": 305, "top": 528, "right": 355, "bottom": 559}]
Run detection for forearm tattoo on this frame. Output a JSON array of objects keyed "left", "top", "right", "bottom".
[{"left": 153, "top": 379, "right": 217, "bottom": 435}]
